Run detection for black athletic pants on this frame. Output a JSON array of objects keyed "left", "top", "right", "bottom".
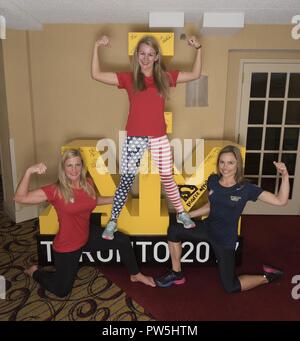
[
  {"left": 167, "top": 220, "right": 241, "bottom": 293},
  {"left": 33, "top": 225, "right": 139, "bottom": 297}
]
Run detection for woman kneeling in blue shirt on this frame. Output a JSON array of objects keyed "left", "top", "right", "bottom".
[{"left": 156, "top": 145, "right": 289, "bottom": 293}]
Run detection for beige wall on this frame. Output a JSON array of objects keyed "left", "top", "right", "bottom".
[{"left": 0, "top": 23, "right": 299, "bottom": 220}]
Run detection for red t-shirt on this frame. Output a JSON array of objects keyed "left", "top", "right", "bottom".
[
  {"left": 41, "top": 182, "right": 97, "bottom": 253},
  {"left": 116, "top": 71, "right": 179, "bottom": 137}
]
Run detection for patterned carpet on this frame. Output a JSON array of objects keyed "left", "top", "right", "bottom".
[{"left": 0, "top": 187, "right": 154, "bottom": 321}]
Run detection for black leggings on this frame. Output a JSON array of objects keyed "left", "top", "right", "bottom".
[
  {"left": 33, "top": 225, "right": 139, "bottom": 298},
  {"left": 167, "top": 220, "right": 241, "bottom": 293}
]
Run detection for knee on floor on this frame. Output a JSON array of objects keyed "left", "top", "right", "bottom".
[{"left": 221, "top": 281, "right": 240, "bottom": 294}]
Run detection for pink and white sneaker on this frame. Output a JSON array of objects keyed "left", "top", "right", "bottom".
[{"left": 263, "top": 264, "right": 283, "bottom": 283}]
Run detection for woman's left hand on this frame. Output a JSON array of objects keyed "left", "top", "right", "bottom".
[
  {"left": 273, "top": 161, "right": 288, "bottom": 176},
  {"left": 187, "top": 35, "right": 201, "bottom": 49}
]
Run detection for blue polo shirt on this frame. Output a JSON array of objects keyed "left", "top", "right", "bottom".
[{"left": 203, "top": 174, "right": 264, "bottom": 249}]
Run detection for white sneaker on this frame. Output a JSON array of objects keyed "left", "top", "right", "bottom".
[
  {"left": 102, "top": 220, "right": 117, "bottom": 240},
  {"left": 176, "top": 212, "right": 196, "bottom": 229}
]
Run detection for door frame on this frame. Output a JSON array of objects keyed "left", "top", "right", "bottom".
[{"left": 235, "top": 59, "right": 300, "bottom": 215}]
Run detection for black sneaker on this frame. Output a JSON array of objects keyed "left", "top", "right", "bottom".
[
  {"left": 263, "top": 264, "right": 283, "bottom": 283},
  {"left": 155, "top": 270, "right": 186, "bottom": 288}
]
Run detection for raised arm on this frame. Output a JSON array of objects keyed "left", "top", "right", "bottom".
[
  {"left": 91, "top": 35, "right": 119, "bottom": 86},
  {"left": 177, "top": 35, "right": 202, "bottom": 84},
  {"left": 96, "top": 196, "right": 114, "bottom": 205},
  {"left": 14, "top": 163, "right": 48, "bottom": 204},
  {"left": 189, "top": 202, "right": 210, "bottom": 219},
  {"left": 258, "top": 162, "right": 289, "bottom": 206}
]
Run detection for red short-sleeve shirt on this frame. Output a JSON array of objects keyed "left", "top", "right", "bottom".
[
  {"left": 41, "top": 182, "right": 97, "bottom": 253},
  {"left": 116, "top": 71, "right": 179, "bottom": 137}
]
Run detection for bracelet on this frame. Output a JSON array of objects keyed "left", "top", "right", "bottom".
[{"left": 195, "top": 44, "right": 202, "bottom": 50}]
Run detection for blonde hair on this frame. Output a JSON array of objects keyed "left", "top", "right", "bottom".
[
  {"left": 57, "top": 149, "right": 95, "bottom": 203},
  {"left": 216, "top": 145, "right": 244, "bottom": 184},
  {"left": 132, "top": 36, "right": 170, "bottom": 98}
]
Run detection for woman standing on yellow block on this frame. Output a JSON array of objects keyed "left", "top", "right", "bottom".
[{"left": 91, "top": 34, "right": 202, "bottom": 240}]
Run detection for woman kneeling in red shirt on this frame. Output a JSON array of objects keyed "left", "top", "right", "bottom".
[{"left": 14, "top": 149, "right": 155, "bottom": 298}]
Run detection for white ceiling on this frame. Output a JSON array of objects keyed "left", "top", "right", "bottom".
[{"left": 0, "top": 0, "right": 299, "bottom": 30}]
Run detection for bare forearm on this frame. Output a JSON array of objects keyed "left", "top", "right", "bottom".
[
  {"left": 258, "top": 165, "right": 290, "bottom": 206},
  {"left": 91, "top": 45, "right": 101, "bottom": 79},
  {"left": 189, "top": 202, "right": 210, "bottom": 218},
  {"left": 14, "top": 170, "right": 32, "bottom": 201},
  {"left": 14, "top": 163, "right": 47, "bottom": 204},
  {"left": 91, "top": 39, "right": 118, "bottom": 85},
  {"left": 192, "top": 47, "right": 202, "bottom": 79},
  {"left": 277, "top": 174, "right": 290, "bottom": 205},
  {"left": 177, "top": 45, "right": 202, "bottom": 83}
]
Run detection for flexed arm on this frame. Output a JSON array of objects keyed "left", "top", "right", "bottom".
[
  {"left": 14, "top": 163, "right": 48, "bottom": 204},
  {"left": 177, "top": 35, "right": 202, "bottom": 83},
  {"left": 258, "top": 162, "right": 290, "bottom": 206},
  {"left": 91, "top": 36, "right": 119, "bottom": 86}
]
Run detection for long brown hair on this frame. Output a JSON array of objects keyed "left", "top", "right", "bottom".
[
  {"left": 132, "top": 35, "right": 170, "bottom": 98},
  {"left": 216, "top": 145, "right": 244, "bottom": 184},
  {"left": 57, "top": 149, "right": 95, "bottom": 203}
]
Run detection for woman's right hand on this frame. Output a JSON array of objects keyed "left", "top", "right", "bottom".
[
  {"left": 14, "top": 163, "right": 48, "bottom": 204},
  {"left": 187, "top": 35, "right": 201, "bottom": 49},
  {"left": 27, "top": 163, "right": 47, "bottom": 175},
  {"left": 95, "top": 35, "right": 111, "bottom": 48},
  {"left": 273, "top": 161, "right": 288, "bottom": 177}
]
